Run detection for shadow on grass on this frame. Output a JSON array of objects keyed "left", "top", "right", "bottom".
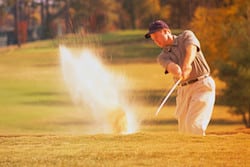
[
  {"left": 207, "top": 128, "right": 250, "bottom": 135},
  {"left": 210, "top": 119, "right": 242, "bottom": 125},
  {"left": 21, "top": 89, "right": 234, "bottom": 108},
  {"left": 142, "top": 119, "right": 242, "bottom": 126},
  {"left": 34, "top": 63, "right": 58, "bottom": 67},
  {"left": 46, "top": 120, "right": 93, "bottom": 126},
  {"left": 142, "top": 119, "right": 177, "bottom": 125},
  {"left": 127, "top": 89, "right": 177, "bottom": 105},
  {"left": 21, "top": 89, "right": 175, "bottom": 107},
  {"left": 24, "top": 92, "right": 67, "bottom": 96},
  {"left": 127, "top": 89, "right": 228, "bottom": 106},
  {"left": 21, "top": 91, "right": 73, "bottom": 106},
  {"left": 21, "top": 100, "right": 73, "bottom": 106}
]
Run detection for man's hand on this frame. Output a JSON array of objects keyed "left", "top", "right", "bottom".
[
  {"left": 167, "top": 62, "right": 182, "bottom": 79},
  {"left": 182, "top": 65, "right": 192, "bottom": 80}
]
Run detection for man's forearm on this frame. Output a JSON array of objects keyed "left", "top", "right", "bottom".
[
  {"left": 182, "top": 44, "right": 197, "bottom": 79},
  {"left": 166, "top": 62, "right": 182, "bottom": 78}
]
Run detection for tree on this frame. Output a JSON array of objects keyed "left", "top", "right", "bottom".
[
  {"left": 190, "top": 7, "right": 230, "bottom": 67},
  {"left": 218, "top": 0, "right": 250, "bottom": 128},
  {"left": 218, "top": 39, "right": 250, "bottom": 127},
  {"left": 119, "top": 0, "right": 136, "bottom": 29},
  {"left": 119, "top": 0, "right": 171, "bottom": 29},
  {"left": 191, "top": 0, "right": 250, "bottom": 127},
  {"left": 160, "top": 0, "right": 234, "bottom": 29},
  {"left": 70, "top": 0, "right": 121, "bottom": 33},
  {"left": 134, "top": 0, "right": 161, "bottom": 28}
]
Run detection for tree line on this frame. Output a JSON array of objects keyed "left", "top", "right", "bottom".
[{"left": 0, "top": 0, "right": 234, "bottom": 42}]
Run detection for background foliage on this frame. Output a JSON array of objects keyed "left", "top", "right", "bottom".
[
  {"left": 191, "top": 0, "right": 250, "bottom": 127},
  {"left": 0, "top": 0, "right": 249, "bottom": 127}
]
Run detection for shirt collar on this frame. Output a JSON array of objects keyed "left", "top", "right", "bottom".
[
  {"left": 172, "top": 35, "right": 178, "bottom": 45},
  {"left": 163, "top": 35, "right": 178, "bottom": 51}
]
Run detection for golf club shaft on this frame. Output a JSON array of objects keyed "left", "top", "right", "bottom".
[{"left": 155, "top": 78, "right": 182, "bottom": 116}]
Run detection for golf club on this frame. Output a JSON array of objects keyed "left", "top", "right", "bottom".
[{"left": 155, "top": 78, "right": 182, "bottom": 116}]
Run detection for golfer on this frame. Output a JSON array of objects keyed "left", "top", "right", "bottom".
[{"left": 145, "top": 20, "right": 215, "bottom": 136}]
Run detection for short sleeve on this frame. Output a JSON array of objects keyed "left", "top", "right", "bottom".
[
  {"left": 183, "top": 30, "right": 201, "bottom": 52},
  {"left": 157, "top": 50, "right": 173, "bottom": 74}
]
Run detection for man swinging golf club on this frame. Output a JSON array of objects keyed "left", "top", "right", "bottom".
[{"left": 145, "top": 20, "right": 215, "bottom": 136}]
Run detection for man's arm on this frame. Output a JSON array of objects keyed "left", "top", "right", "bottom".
[
  {"left": 182, "top": 44, "right": 197, "bottom": 80},
  {"left": 166, "top": 62, "right": 182, "bottom": 79}
]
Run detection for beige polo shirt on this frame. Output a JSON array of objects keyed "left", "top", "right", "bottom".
[{"left": 157, "top": 30, "right": 210, "bottom": 82}]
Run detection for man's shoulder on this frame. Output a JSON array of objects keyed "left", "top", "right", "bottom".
[
  {"left": 178, "top": 30, "right": 195, "bottom": 38},
  {"left": 177, "top": 30, "right": 199, "bottom": 45}
]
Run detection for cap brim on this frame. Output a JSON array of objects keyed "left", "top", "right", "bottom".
[{"left": 144, "top": 29, "right": 162, "bottom": 39}]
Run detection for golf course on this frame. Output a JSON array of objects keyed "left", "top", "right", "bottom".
[{"left": 0, "top": 30, "right": 249, "bottom": 166}]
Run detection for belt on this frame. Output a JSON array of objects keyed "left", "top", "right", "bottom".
[{"left": 180, "top": 74, "right": 209, "bottom": 86}]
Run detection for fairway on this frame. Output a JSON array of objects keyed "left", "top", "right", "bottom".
[
  {"left": 0, "top": 132, "right": 249, "bottom": 167},
  {"left": 0, "top": 31, "right": 249, "bottom": 166}
]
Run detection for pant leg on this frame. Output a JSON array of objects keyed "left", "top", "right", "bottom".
[
  {"left": 185, "top": 77, "right": 215, "bottom": 135},
  {"left": 175, "top": 86, "right": 189, "bottom": 133}
]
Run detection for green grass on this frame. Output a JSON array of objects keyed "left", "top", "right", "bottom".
[
  {"left": 0, "top": 133, "right": 249, "bottom": 167},
  {"left": 0, "top": 30, "right": 249, "bottom": 166}
]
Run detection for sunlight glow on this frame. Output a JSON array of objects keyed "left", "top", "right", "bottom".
[{"left": 59, "top": 46, "right": 138, "bottom": 134}]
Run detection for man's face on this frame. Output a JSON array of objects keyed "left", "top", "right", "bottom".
[{"left": 150, "top": 29, "right": 171, "bottom": 48}]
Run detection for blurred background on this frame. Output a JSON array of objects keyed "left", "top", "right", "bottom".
[
  {"left": 0, "top": 1, "right": 249, "bottom": 166},
  {"left": 0, "top": 0, "right": 244, "bottom": 46},
  {"left": 0, "top": 0, "right": 249, "bottom": 130}
]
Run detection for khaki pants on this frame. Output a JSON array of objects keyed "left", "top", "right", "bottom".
[{"left": 175, "top": 76, "right": 215, "bottom": 136}]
